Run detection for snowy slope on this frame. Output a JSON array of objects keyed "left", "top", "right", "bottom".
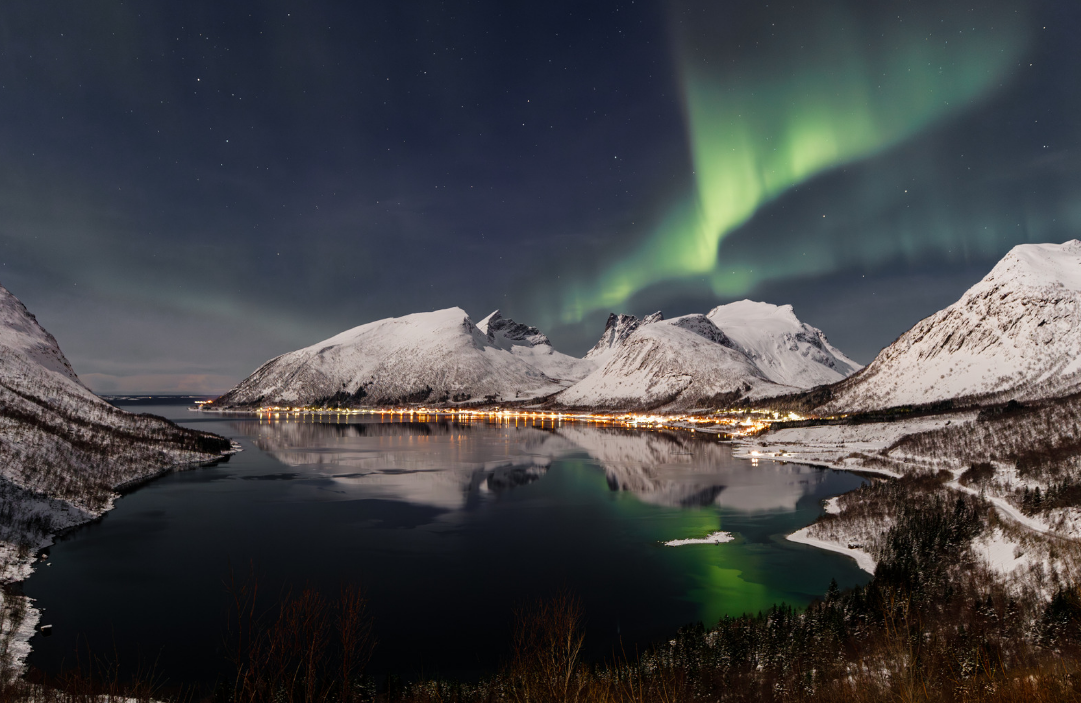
[
  {"left": 0, "top": 284, "right": 94, "bottom": 400},
  {"left": 476, "top": 310, "right": 595, "bottom": 383},
  {"left": 0, "top": 283, "right": 230, "bottom": 674},
  {"left": 0, "top": 283, "right": 231, "bottom": 512},
  {"left": 555, "top": 314, "right": 788, "bottom": 411},
  {"left": 706, "top": 300, "right": 861, "bottom": 388},
  {"left": 216, "top": 307, "right": 570, "bottom": 408},
  {"left": 825, "top": 240, "right": 1081, "bottom": 412}
]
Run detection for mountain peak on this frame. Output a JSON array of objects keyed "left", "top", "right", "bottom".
[
  {"left": 706, "top": 299, "right": 861, "bottom": 388},
  {"left": 217, "top": 306, "right": 586, "bottom": 408},
  {"left": 557, "top": 313, "right": 774, "bottom": 411},
  {"left": 477, "top": 309, "right": 551, "bottom": 348},
  {"left": 585, "top": 311, "right": 663, "bottom": 361},
  {"left": 0, "top": 282, "right": 85, "bottom": 388},
  {"left": 974, "top": 240, "right": 1081, "bottom": 294}
]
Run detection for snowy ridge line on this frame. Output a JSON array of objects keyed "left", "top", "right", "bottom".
[{"left": 216, "top": 301, "right": 863, "bottom": 413}]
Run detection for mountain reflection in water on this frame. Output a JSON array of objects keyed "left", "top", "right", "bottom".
[{"left": 233, "top": 417, "right": 829, "bottom": 512}]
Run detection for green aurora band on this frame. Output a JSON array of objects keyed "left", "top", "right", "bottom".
[{"left": 561, "top": 2, "right": 1030, "bottom": 322}]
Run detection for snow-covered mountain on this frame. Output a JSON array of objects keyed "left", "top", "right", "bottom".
[
  {"left": 554, "top": 314, "right": 786, "bottom": 411},
  {"left": 0, "top": 282, "right": 231, "bottom": 570},
  {"left": 706, "top": 300, "right": 861, "bottom": 388},
  {"left": 555, "top": 301, "right": 860, "bottom": 411},
  {"left": 476, "top": 310, "right": 595, "bottom": 383},
  {"left": 218, "top": 299, "right": 861, "bottom": 412},
  {"left": 825, "top": 240, "right": 1081, "bottom": 412},
  {"left": 216, "top": 307, "right": 577, "bottom": 408}
]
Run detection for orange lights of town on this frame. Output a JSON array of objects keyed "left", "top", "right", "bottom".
[{"left": 235, "top": 404, "right": 801, "bottom": 437}]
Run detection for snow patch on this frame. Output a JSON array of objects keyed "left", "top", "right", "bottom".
[
  {"left": 663, "top": 531, "right": 734, "bottom": 546},
  {"left": 972, "top": 528, "right": 1032, "bottom": 578}
]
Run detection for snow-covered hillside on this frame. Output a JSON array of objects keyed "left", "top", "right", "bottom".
[
  {"left": 216, "top": 307, "right": 573, "bottom": 408},
  {"left": 825, "top": 240, "right": 1081, "bottom": 412},
  {"left": 477, "top": 310, "right": 595, "bottom": 383},
  {"left": 0, "top": 286, "right": 86, "bottom": 393},
  {"left": 706, "top": 300, "right": 861, "bottom": 387},
  {"left": 0, "top": 283, "right": 230, "bottom": 515},
  {"left": 554, "top": 314, "right": 787, "bottom": 411}
]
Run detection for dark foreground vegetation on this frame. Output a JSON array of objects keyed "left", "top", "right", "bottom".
[{"left": 5, "top": 477, "right": 1081, "bottom": 703}]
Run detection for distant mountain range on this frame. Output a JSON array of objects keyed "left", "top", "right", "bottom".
[
  {"left": 214, "top": 298, "right": 862, "bottom": 411},
  {"left": 215, "top": 240, "right": 1081, "bottom": 414}
]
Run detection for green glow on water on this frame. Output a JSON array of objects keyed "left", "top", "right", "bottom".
[{"left": 557, "top": 456, "right": 866, "bottom": 625}]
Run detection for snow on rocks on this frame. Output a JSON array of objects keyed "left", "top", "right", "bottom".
[
  {"left": 554, "top": 314, "right": 781, "bottom": 411},
  {"left": 219, "top": 300, "right": 861, "bottom": 413},
  {"left": 477, "top": 310, "right": 596, "bottom": 383},
  {"left": 584, "top": 312, "right": 663, "bottom": 363},
  {"left": 561, "top": 302, "right": 860, "bottom": 411}
]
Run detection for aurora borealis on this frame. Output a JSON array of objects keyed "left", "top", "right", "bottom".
[
  {"left": 564, "top": 2, "right": 1031, "bottom": 319},
  {"left": 0, "top": 0, "right": 1077, "bottom": 391}
]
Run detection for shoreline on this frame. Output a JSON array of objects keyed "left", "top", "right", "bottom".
[
  {"left": 786, "top": 526, "right": 876, "bottom": 575},
  {"left": 0, "top": 446, "right": 241, "bottom": 677}
]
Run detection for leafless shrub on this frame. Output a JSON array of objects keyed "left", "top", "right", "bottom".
[{"left": 225, "top": 567, "right": 375, "bottom": 703}]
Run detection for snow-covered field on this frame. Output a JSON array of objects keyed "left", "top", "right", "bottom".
[
  {"left": 749, "top": 394, "right": 1081, "bottom": 597},
  {"left": 734, "top": 413, "right": 974, "bottom": 476}
]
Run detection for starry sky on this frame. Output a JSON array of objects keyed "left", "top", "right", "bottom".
[{"left": 1, "top": 0, "right": 1077, "bottom": 393}]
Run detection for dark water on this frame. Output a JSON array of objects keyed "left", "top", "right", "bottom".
[{"left": 23, "top": 401, "right": 869, "bottom": 689}]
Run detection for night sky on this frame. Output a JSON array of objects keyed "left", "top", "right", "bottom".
[{"left": 1, "top": 0, "right": 1078, "bottom": 393}]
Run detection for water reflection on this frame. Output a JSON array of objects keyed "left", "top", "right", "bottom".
[{"left": 233, "top": 416, "right": 827, "bottom": 513}]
